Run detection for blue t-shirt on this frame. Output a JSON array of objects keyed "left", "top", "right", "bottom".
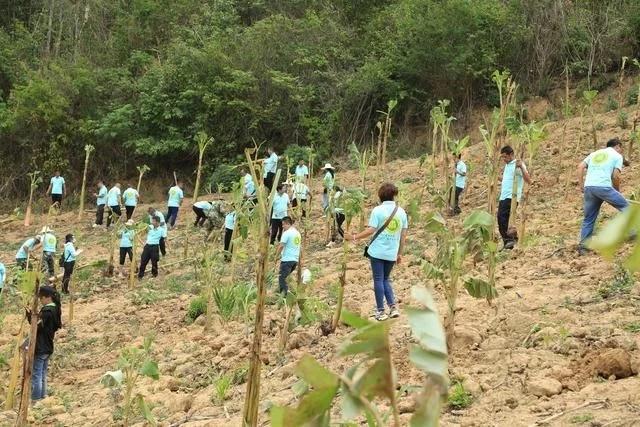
[
  {"left": 280, "top": 227, "right": 301, "bottom": 262},
  {"left": 293, "top": 183, "right": 310, "bottom": 200},
  {"left": 499, "top": 160, "right": 527, "bottom": 202},
  {"left": 119, "top": 228, "right": 135, "bottom": 248},
  {"left": 0, "top": 263, "right": 5, "bottom": 288},
  {"left": 583, "top": 147, "right": 623, "bottom": 188},
  {"left": 244, "top": 174, "right": 256, "bottom": 198},
  {"left": 123, "top": 188, "right": 139, "bottom": 206},
  {"left": 97, "top": 185, "right": 108, "bottom": 206},
  {"left": 272, "top": 193, "right": 290, "bottom": 219},
  {"left": 16, "top": 238, "right": 37, "bottom": 259},
  {"left": 167, "top": 186, "right": 184, "bottom": 207},
  {"left": 107, "top": 186, "right": 121, "bottom": 206},
  {"left": 225, "top": 212, "right": 236, "bottom": 230},
  {"left": 455, "top": 161, "right": 467, "bottom": 189},
  {"left": 63, "top": 242, "right": 77, "bottom": 262},
  {"left": 43, "top": 233, "right": 57, "bottom": 253},
  {"left": 367, "top": 201, "right": 408, "bottom": 262},
  {"left": 150, "top": 211, "right": 167, "bottom": 238},
  {"left": 194, "top": 201, "right": 212, "bottom": 210},
  {"left": 146, "top": 225, "right": 163, "bottom": 245},
  {"left": 295, "top": 165, "right": 309, "bottom": 180},
  {"left": 263, "top": 153, "right": 278, "bottom": 177},
  {"left": 50, "top": 176, "right": 65, "bottom": 194}
]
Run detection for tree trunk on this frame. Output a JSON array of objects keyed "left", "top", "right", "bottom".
[
  {"left": 193, "top": 152, "right": 204, "bottom": 203},
  {"left": 4, "top": 320, "right": 26, "bottom": 410},
  {"left": 24, "top": 185, "right": 35, "bottom": 227},
  {"left": 331, "top": 242, "right": 348, "bottom": 331},
  {"left": 78, "top": 149, "right": 92, "bottom": 220},
  {"left": 45, "top": 0, "right": 54, "bottom": 57}
]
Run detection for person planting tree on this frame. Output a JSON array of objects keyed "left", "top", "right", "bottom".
[
  {"left": 61, "top": 234, "right": 82, "bottom": 294},
  {"left": 106, "top": 183, "right": 122, "bottom": 229},
  {"left": 275, "top": 216, "right": 301, "bottom": 295},
  {"left": 578, "top": 138, "right": 628, "bottom": 255},
  {"left": 46, "top": 170, "right": 65, "bottom": 207},
  {"left": 193, "top": 200, "right": 213, "bottom": 227},
  {"left": 270, "top": 184, "right": 290, "bottom": 245},
  {"left": 291, "top": 180, "right": 312, "bottom": 218},
  {"left": 166, "top": 180, "right": 184, "bottom": 228},
  {"left": 122, "top": 184, "right": 140, "bottom": 220},
  {"left": 15, "top": 235, "right": 42, "bottom": 269},
  {"left": 346, "top": 183, "right": 407, "bottom": 321},
  {"left": 138, "top": 216, "right": 163, "bottom": 280},
  {"left": 26, "top": 286, "right": 62, "bottom": 402},
  {"left": 41, "top": 227, "right": 57, "bottom": 280},
  {"left": 93, "top": 180, "right": 108, "bottom": 228},
  {"left": 452, "top": 154, "right": 467, "bottom": 215},
  {"left": 118, "top": 220, "right": 136, "bottom": 278},
  {"left": 147, "top": 207, "right": 167, "bottom": 256},
  {"left": 497, "top": 146, "right": 531, "bottom": 250},
  {"left": 321, "top": 163, "right": 336, "bottom": 211},
  {"left": 295, "top": 159, "right": 309, "bottom": 183}
]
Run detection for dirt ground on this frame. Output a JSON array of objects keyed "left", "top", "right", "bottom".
[{"left": 2, "top": 101, "right": 640, "bottom": 427}]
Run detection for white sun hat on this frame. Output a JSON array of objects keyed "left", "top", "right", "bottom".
[
  {"left": 321, "top": 163, "right": 334, "bottom": 170},
  {"left": 41, "top": 226, "right": 52, "bottom": 233}
]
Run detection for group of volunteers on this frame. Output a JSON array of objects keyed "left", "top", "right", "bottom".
[{"left": 1, "top": 136, "right": 631, "bottom": 403}]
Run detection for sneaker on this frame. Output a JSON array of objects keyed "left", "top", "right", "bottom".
[
  {"left": 326, "top": 241, "right": 336, "bottom": 248},
  {"left": 92, "top": 223, "right": 98, "bottom": 228},
  {"left": 374, "top": 311, "right": 388, "bottom": 321},
  {"left": 503, "top": 241, "right": 515, "bottom": 250},
  {"left": 389, "top": 307, "right": 400, "bottom": 318}
]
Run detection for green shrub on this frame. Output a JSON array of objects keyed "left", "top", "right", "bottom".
[
  {"left": 187, "top": 296, "right": 208, "bottom": 321},
  {"left": 606, "top": 94, "right": 618, "bottom": 112},
  {"left": 618, "top": 110, "right": 629, "bottom": 129},
  {"left": 283, "top": 144, "right": 313, "bottom": 174},
  {"left": 627, "top": 86, "right": 639, "bottom": 106},
  {"left": 209, "top": 163, "right": 239, "bottom": 193},
  {"left": 213, "top": 286, "right": 236, "bottom": 321}
]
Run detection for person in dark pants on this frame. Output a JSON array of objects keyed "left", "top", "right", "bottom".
[
  {"left": 275, "top": 216, "right": 301, "bottom": 294},
  {"left": 41, "top": 228, "right": 57, "bottom": 280},
  {"left": 61, "top": 234, "right": 81, "bottom": 294},
  {"left": 138, "top": 216, "right": 163, "bottom": 279},
  {"left": 46, "top": 171, "right": 65, "bottom": 206},
  {"left": 166, "top": 180, "right": 184, "bottom": 228},
  {"left": 497, "top": 146, "right": 531, "bottom": 249},
  {"left": 122, "top": 184, "right": 140, "bottom": 220},
  {"left": 192, "top": 200, "right": 212, "bottom": 227},
  {"left": 93, "top": 181, "right": 107, "bottom": 227},
  {"left": 118, "top": 220, "right": 135, "bottom": 277},
  {"left": 329, "top": 187, "right": 345, "bottom": 245},
  {"left": 261, "top": 147, "right": 278, "bottom": 191},
  {"left": 452, "top": 154, "right": 467, "bottom": 215},
  {"left": 270, "top": 184, "right": 290, "bottom": 244},
  {"left": 106, "top": 183, "right": 122, "bottom": 228},
  {"left": 223, "top": 211, "right": 236, "bottom": 261},
  {"left": 291, "top": 181, "right": 311, "bottom": 218},
  {"left": 27, "top": 286, "right": 62, "bottom": 401}
]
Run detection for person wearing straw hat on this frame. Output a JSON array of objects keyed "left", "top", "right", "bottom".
[
  {"left": 41, "top": 227, "right": 57, "bottom": 280},
  {"left": 118, "top": 219, "right": 136, "bottom": 277},
  {"left": 321, "top": 163, "right": 335, "bottom": 211}
]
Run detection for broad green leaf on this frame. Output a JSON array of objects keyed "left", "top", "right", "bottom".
[
  {"left": 354, "top": 359, "right": 392, "bottom": 400},
  {"left": 588, "top": 204, "right": 640, "bottom": 258},
  {"left": 425, "top": 212, "right": 446, "bottom": 233},
  {"left": 625, "top": 241, "right": 640, "bottom": 271},
  {"left": 295, "top": 355, "right": 338, "bottom": 390},
  {"left": 340, "top": 310, "right": 370, "bottom": 329},
  {"left": 339, "top": 323, "right": 387, "bottom": 357},
  {"left": 293, "top": 386, "right": 339, "bottom": 424},
  {"left": 410, "top": 387, "right": 443, "bottom": 427},
  {"left": 463, "top": 210, "right": 493, "bottom": 229},
  {"left": 292, "top": 379, "right": 309, "bottom": 397},
  {"left": 405, "top": 307, "right": 447, "bottom": 356},
  {"left": 423, "top": 262, "right": 444, "bottom": 281},
  {"left": 140, "top": 360, "right": 160, "bottom": 380},
  {"left": 340, "top": 384, "right": 363, "bottom": 420},
  {"left": 463, "top": 277, "right": 498, "bottom": 300},
  {"left": 409, "top": 347, "right": 448, "bottom": 379},
  {"left": 136, "top": 394, "right": 157, "bottom": 426},
  {"left": 100, "top": 370, "right": 124, "bottom": 387}
]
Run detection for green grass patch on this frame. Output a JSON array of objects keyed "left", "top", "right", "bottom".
[
  {"left": 448, "top": 380, "right": 473, "bottom": 410},
  {"left": 570, "top": 413, "right": 594, "bottom": 424},
  {"left": 597, "top": 265, "right": 634, "bottom": 299},
  {"left": 624, "top": 322, "right": 640, "bottom": 333}
]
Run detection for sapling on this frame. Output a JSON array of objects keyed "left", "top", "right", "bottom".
[
  {"left": 24, "top": 171, "right": 42, "bottom": 227},
  {"left": 101, "top": 336, "right": 159, "bottom": 427},
  {"left": 430, "top": 99, "right": 456, "bottom": 197},
  {"left": 618, "top": 57, "right": 628, "bottom": 113},
  {"left": 136, "top": 165, "right": 150, "bottom": 194},
  {"left": 516, "top": 122, "right": 546, "bottom": 242},
  {"left": 77, "top": 144, "right": 95, "bottom": 220},
  {"left": 193, "top": 132, "right": 213, "bottom": 203}
]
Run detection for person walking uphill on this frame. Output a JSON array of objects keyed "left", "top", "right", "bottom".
[
  {"left": 46, "top": 171, "right": 65, "bottom": 206},
  {"left": 262, "top": 147, "right": 279, "bottom": 191},
  {"left": 106, "top": 183, "right": 122, "bottom": 228},
  {"left": 497, "top": 146, "right": 531, "bottom": 250},
  {"left": 27, "top": 286, "right": 62, "bottom": 402},
  {"left": 138, "top": 216, "right": 163, "bottom": 280},
  {"left": 346, "top": 183, "right": 408, "bottom": 321},
  {"left": 118, "top": 220, "right": 136, "bottom": 277},
  {"left": 166, "top": 181, "right": 184, "bottom": 228},
  {"left": 271, "top": 184, "right": 290, "bottom": 245},
  {"left": 122, "top": 184, "right": 140, "bottom": 220},
  {"left": 93, "top": 180, "right": 108, "bottom": 227},
  {"left": 578, "top": 138, "right": 628, "bottom": 255},
  {"left": 61, "top": 234, "right": 82, "bottom": 294},
  {"left": 275, "top": 216, "right": 301, "bottom": 294}
]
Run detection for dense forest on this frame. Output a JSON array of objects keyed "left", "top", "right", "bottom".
[{"left": 1, "top": 0, "right": 640, "bottom": 198}]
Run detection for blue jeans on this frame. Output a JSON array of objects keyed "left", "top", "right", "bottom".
[
  {"left": 370, "top": 257, "right": 396, "bottom": 312},
  {"left": 580, "top": 186, "right": 628, "bottom": 246},
  {"left": 32, "top": 353, "right": 51, "bottom": 401},
  {"left": 166, "top": 207, "right": 179, "bottom": 227}
]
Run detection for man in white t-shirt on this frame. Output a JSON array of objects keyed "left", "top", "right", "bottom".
[{"left": 577, "top": 138, "right": 628, "bottom": 255}]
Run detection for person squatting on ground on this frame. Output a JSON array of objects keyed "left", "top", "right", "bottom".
[
  {"left": 93, "top": 181, "right": 108, "bottom": 227},
  {"left": 41, "top": 228, "right": 57, "bottom": 280},
  {"left": 122, "top": 184, "right": 140, "bottom": 220},
  {"left": 46, "top": 171, "right": 65, "bottom": 206},
  {"left": 166, "top": 180, "right": 184, "bottom": 228},
  {"left": 452, "top": 154, "right": 467, "bottom": 215},
  {"left": 271, "top": 184, "right": 291, "bottom": 245},
  {"left": 118, "top": 220, "right": 136, "bottom": 277},
  {"left": 497, "top": 145, "right": 531, "bottom": 250},
  {"left": 275, "top": 216, "right": 301, "bottom": 294},
  {"left": 27, "top": 286, "right": 62, "bottom": 402},
  {"left": 138, "top": 216, "right": 163, "bottom": 279},
  {"left": 16, "top": 235, "right": 42, "bottom": 269},
  {"left": 193, "top": 200, "right": 212, "bottom": 227},
  {"left": 61, "top": 234, "right": 81, "bottom": 294},
  {"left": 106, "top": 183, "right": 122, "bottom": 228},
  {"left": 578, "top": 138, "right": 628, "bottom": 255},
  {"left": 347, "top": 183, "right": 408, "bottom": 321},
  {"left": 147, "top": 208, "right": 167, "bottom": 256}
]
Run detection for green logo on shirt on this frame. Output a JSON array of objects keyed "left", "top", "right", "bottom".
[
  {"left": 385, "top": 217, "right": 401, "bottom": 234},
  {"left": 293, "top": 235, "right": 301, "bottom": 246},
  {"left": 592, "top": 152, "right": 608, "bottom": 165}
]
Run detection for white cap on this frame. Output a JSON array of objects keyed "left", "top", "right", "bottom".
[
  {"left": 125, "top": 219, "right": 134, "bottom": 226},
  {"left": 321, "top": 163, "right": 334, "bottom": 170},
  {"left": 40, "top": 226, "right": 52, "bottom": 233}
]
